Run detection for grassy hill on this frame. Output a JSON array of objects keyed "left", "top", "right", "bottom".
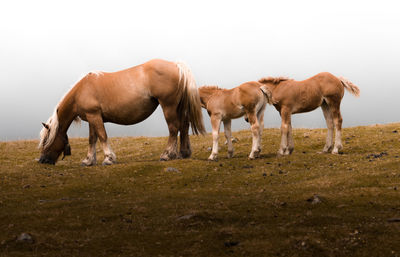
[{"left": 1, "top": 123, "right": 400, "bottom": 257}]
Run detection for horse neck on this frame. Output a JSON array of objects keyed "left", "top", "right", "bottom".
[{"left": 56, "top": 92, "right": 77, "bottom": 134}]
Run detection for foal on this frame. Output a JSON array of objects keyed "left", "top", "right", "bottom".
[
  {"left": 258, "top": 72, "right": 360, "bottom": 155},
  {"left": 199, "top": 82, "right": 272, "bottom": 160}
]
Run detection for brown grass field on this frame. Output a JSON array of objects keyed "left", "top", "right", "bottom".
[{"left": 1, "top": 123, "right": 400, "bottom": 257}]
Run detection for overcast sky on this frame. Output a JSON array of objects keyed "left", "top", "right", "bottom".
[{"left": 0, "top": 0, "right": 399, "bottom": 141}]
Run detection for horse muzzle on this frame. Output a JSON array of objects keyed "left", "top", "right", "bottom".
[{"left": 38, "top": 156, "right": 56, "bottom": 165}]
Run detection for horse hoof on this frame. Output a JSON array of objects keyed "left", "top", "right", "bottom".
[
  {"left": 160, "top": 152, "right": 178, "bottom": 161},
  {"left": 81, "top": 161, "right": 95, "bottom": 166},
  {"left": 277, "top": 152, "right": 286, "bottom": 158},
  {"left": 208, "top": 155, "right": 218, "bottom": 161},
  {"left": 102, "top": 155, "right": 116, "bottom": 165},
  {"left": 81, "top": 158, "right": 96, "bottom": 166},
  {"left": 227, "top": 152, "right": 234, "bottom": 158},
  {"left": 180, "top": 150, "right": 192, "bottom": 159}
]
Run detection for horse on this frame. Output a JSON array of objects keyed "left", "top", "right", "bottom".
[
  {"left": 257, "top": 72, "right": 360, "bottom": 156},
  {"left": 199, "top": 82, "right": 272, "bottom": 161},
  {"left": 38, "top": 59, "right": 205, "bottom": 165}
]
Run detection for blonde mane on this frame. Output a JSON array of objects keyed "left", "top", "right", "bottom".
[
  {"left": 38, "top": 72, "right": 94, "bottom": 150},
  {"left": 258, "top": 76, "right": 292, "bottom": 84},
  {"left": 38, "top": 108, "right": 59, "bottom": 150},
  {"left": 199, "top": 85, "right": 224, "bottom": 91}
]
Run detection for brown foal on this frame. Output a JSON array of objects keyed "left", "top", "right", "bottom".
[
  {"left": 258, "top": 72, "right": 360, "bottom": 155},
  {"left": 38, "top": 59, "right": 205, "bottom": 165},
  {"left": 199, "top": 82, "right": 272, "bottom": 160}
]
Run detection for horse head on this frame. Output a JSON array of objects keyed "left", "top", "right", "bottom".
[{"left": 38, "top": 120, "right": 71, "bottom": 165}]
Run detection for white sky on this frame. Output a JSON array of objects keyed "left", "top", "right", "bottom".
[{"left": 0, "top": 0, "right": 400, "bottom": 140}]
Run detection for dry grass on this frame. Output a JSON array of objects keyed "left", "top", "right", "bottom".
[{"left": 1, "top": 123, "right": 400, "bottom": 257}]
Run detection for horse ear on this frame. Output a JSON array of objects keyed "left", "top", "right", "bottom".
[{"left": 42, "top": 122, "right": 50, "bottom": 129}]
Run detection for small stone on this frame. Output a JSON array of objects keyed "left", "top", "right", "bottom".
[
  {"left": 307, "top": 194, "right": 322, "bottom": 204},
  {"left": 23, "top": 184, "right": 31, "bottom": 189},
  {"left": 164, "top": 167, "right": 180, "bottom": 173},
  {"left": 16, "top": 233, "right": 34, "bottom": 244},
  {"left": 242, "top": 165, "right": 253, "bottom": 169},
  {"left": 393, "top": 130, "right": 398, "bottom": 133},
  {"left": 177, "top": 214, "right": 195, "bottom": 221}
]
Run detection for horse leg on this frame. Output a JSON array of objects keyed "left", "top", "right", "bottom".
[
  {"left": 257, "top": 104, "right": 266, "bottom": 153},
  {"left": 321, "top": 101, "right": 334, "bottom": 153},
  {"left": 286, "top": 123, "right": 294, "bottom": 155},
  {"left": 159, "top": 104, "right": 180, "bottom": 161},
  {"left": 81, "top": 123, "right": 98, "bottom": 166},
  {"left": 223, "top": 119, "right": 234, "bottom": 158},
  {"left": 179, "top": 120, "right": 192, "bottom": 159},
  {"left": 331, "top": 104, "right": 343, "bottom": 154},
  {"left": 278, "top": 109, "right": 291, "bottom": 156},
  {"left": 208, "top": 114, "right": 221, "bottom": 161},
  {"left": 247, "top": 111, "right": 261, "bottom": 159},
  {"left": 86, "top": 113, "right": 116, "bottom": 165}
]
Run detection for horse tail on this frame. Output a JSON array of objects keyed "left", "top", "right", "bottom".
[
  {"left": 259, "top": 84, "right": 274, "bottom": 105},
  {"left": 175, "top": 61, "right": 206, "bottom": 135},
  {"left": 339, "top": 76, "right": 360, "bottom": 97}
]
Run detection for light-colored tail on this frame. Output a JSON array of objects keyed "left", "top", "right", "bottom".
[
  {"left": 259, "top": 85, "right": 274, "bottom": 105},
  {"left": 175, "top": 61, "right": 206, "bottom": 135},
  {"left": 339, "top": 76, "right": 360, "bottom": 97}
]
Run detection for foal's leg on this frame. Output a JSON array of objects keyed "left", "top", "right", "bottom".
[
  {"left": 81, "top": 123, "right": 98, "bottom": 166},
  {"left": 160, "top": 104, "right": 180, "bottom": 161},
  {"left": 86, "top": 113, "right": 116, "bottom": 165},
  {"left": 286, "top": 123, "right": 294, "bottom": 155},
  {"left": 208, "top": 114, "right": 221, "bottom": 161},
  {"left": 179, "top": 120, "right": 192, "bottom": 158},
  {"left": 256, "top": 104, "right": 266, "bottom": 153},
  {"left": 223, "top": 119, "right": 234, "bottom": 158},
  {"left": 321, "top": 101, "right": 334, "bottom": 153},
  {"left": 331, "top": 104, "right": 343, "bottom": 154},
  {"left": 278, "top": 108, "right": 291, "bottom": 156},
  {"left": 247, "top": 111, "right": 261, "bottom": 159}
]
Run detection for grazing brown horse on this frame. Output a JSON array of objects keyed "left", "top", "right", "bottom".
[
  {"left": 199, "top": 82, "right": 272, "bottom": 160},
  {"left": 258, "top": 72, "right": 360, "bottom": 155},
  {"left": 38, "top": 59, "right": 205, "bottom": 165}
]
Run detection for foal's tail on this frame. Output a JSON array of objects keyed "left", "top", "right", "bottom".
[
  {"left": 175, "top": 61, "right": 206, "bottom": 135},
  {"left": 339, "top": 77, "right": 360, "bottom": 97},
  {"left": 259, "top": 85, "right": 274, "bottom": 105}
]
